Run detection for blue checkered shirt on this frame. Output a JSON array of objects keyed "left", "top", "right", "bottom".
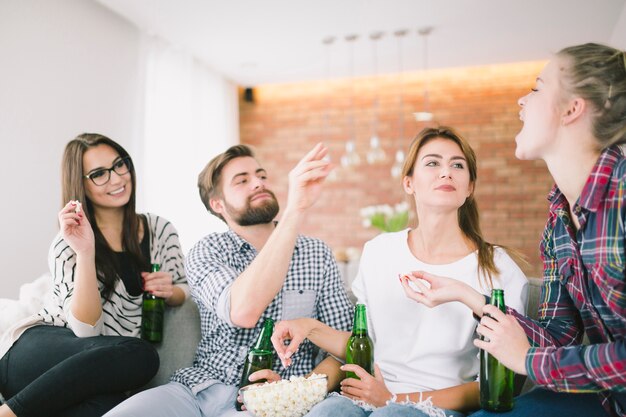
[{"left": 170, "top": 229, "right": 353, "bottom": 392}]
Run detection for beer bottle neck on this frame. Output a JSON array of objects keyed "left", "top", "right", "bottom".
[
  {"left": 490, "top": 289, "right": 506, "bottom": 313},
  {"left": 253, "top": 318, "right": 275, "bottom": 352},
  {"left": 352, "top": 305, "right": 368, "bottom": 335}
]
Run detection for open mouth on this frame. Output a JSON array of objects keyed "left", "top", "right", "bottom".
[{"left": 109, "top": 186, "right": 125, "bottom": 195}]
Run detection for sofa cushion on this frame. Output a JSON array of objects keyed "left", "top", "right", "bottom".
[{"left": 144, "top": 298, "right": 201, "bottom": 389}]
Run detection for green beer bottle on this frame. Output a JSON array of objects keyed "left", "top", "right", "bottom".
[
  {"left": 480, "top": 289, "right": 514, "bottom": 412},
  {"left": 345, "top": 304, "right": 374, "bottom": 379},
  {"left": 141, "top": 263, "right": 165, "bottom": 343},
  {"left": 235, "top": 318, "right": 275, "bottom": 411}
]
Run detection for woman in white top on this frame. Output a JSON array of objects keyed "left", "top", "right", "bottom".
[
  {"left": 0, "top": 133, "right": 188, "bottom": 417},
  {"left": 271, "top": 126, "right": 528, "bottom": 417}
]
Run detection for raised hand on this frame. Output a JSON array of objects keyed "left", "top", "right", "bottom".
[
  {"left": 58, "top": 200, "right": 95, "bottom": 256},
  {"left": 284, "top": 143, "right": 333, "bottom": 214},
  {"left": 340, "top": 363, "right": 392, "bottom": 407}
]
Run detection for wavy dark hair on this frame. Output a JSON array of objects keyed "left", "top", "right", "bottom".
[
  {"left": 402, "top": 126, "right": 526, "bottom": 288},
  {"left": 62, "top": 133, "right": 147, "bottom": 301}
]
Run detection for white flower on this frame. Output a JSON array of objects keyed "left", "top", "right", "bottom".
[
  {"left": 359, "top": 201, "right": 409, "bottom": 233},
  {"left": 360, "top": 205, "right": 377, "bottom": 217},
  {"left": 395, "top": 201, "right": 409, "bottom": 213},
  {"left": 380, "top": 204, "right": 394, "bottom": 216}
]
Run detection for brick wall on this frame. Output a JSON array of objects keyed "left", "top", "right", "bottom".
[{"left": 240, "top": 61, "right": 551, "bottom": 278}]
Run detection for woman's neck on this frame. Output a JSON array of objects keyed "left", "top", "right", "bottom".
[
  {"left": 94, "top": 207, "right": 127, "bottom": 251},
  {"left": 408, "top": 211, "right": 474, "bottom": 264},
  {"left": 544, "top": 132, "right": 600, "bottom": 209}
]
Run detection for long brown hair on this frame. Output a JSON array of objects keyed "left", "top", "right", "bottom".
[
  {"left": 62, "top": 133, "right": 147, "bottom": 300},
  {"left": 402, "top": 126, "right": 525, "bottom": 288}
]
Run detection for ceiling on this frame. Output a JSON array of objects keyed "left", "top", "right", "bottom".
[{"left": 97, "top": 0, "right": 626, "bottom": 86}]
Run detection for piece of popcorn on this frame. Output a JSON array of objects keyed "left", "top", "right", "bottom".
[{"left": 74, "top": 200, "right": 82, "bottom": 214}]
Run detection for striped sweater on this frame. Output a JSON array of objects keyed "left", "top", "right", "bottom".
[{"left": 0, "top": 213, "right": 187, "bottom": 358}]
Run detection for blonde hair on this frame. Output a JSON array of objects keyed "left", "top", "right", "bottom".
[{"left": 557, "top": 43, "right": 626, "bottom": 148}]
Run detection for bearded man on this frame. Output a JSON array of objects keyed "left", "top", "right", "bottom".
[{"left": 104, "top": 143, "right": 352, "bottom": 417}]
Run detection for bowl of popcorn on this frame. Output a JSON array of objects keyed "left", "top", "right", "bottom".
[{"left": 239, "top": 374, "right": 327, "bottom": 417}]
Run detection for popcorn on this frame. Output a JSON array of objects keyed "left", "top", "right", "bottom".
[
  {"left": 73, "top": 200, "right": 82, "bottom": 213},
  {"left": 241, "top": 374, "right": 327, "bottom": 417}
]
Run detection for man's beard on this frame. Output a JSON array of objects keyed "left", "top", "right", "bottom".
[{"left": 224, "top": 190, "right": 280, "bottom": 226}]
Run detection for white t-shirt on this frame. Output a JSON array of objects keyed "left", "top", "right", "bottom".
[{"left": 351, "top": 229, "right": 528, "bottom": 394}]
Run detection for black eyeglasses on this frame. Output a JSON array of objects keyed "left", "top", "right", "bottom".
[{"left": 83, "top": 156, "right": 132, "bottom": 186}]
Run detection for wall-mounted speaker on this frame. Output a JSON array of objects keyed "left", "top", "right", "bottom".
[{"left": 243, "top": 87, "right": 255, "bottom": 103}]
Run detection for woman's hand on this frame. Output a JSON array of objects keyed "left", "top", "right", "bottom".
[
  {"left": 474, "top": 304, "right": 530, "bottom": 375},
  {"left": 141, "top": 269, "right": 175, "bottom": 300},
  {"left": 58, "top": 200, "right": 94, "bottom": 256},
  {"left": 340, "top": 364, "right": 392, "bottom": 407},
  {"left": 271, "top": 318, "right": 316, "bottom": 367},
  {"left": 399, "top": 271, "right": 468, "bottom": 307},
  {"left": 400, "top": 271, "right": 486, "bottom": 316}
]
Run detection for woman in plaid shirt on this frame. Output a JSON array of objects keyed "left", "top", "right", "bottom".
[{"left": 401, "top": 43, "right": 626, "bottom": 417}]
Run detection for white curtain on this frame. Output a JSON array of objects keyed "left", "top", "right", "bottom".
[{"left": 135, "top": 35, "right": 238, "bottom": 255}]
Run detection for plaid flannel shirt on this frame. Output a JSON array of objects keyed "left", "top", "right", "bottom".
[
  {"left": 509, "top": 145, "right": 626, "bottom": 417},
  {"left": 170, "top": 229, "right": 353, "bottom": 393}
]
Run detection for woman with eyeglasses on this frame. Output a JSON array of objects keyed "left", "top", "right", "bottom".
[{"left": 0, "top": 133, "right": 187, "bottom": 417}]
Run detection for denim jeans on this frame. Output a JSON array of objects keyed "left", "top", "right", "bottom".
[
  {"left": 103, "top": 381, "right": 247, "bottom": 417},
  {"left": 0, "top": 325, "right": 159, "bottom": 417},
  {"left": 305, "top": 394, "right": 465, "bottom": 417},
  {"left": 468, "top": 387, "right": 608, "bottom": 417}
]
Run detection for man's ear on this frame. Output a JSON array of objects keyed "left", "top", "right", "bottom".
[
  {"left": 562, "top": 97, "right": 586, "bottom": 125},
  {"left": 209, "top": 197, "right": 224, "bottom": 215}
]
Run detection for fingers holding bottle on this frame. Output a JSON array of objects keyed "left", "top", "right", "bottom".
[{"left": 141, "top": 270, "right": 174, "bottom": 300}]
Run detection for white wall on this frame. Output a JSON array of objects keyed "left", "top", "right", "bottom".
[
  {"left": 610, "top": 3, "right": 626, "bottom": 48},
  {"left": 136, "top": 36, "right": 237, "bottom": 256},
  {"left": 0, "top": 0, "right": 141, "bottom": 298}
]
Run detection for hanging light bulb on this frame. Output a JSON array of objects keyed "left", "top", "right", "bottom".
[
  {"left": 413, "top": 27, "right": 434, "bottom": 122},
  {"left": 366, "top": 31, "right": 387, "bottom": 165},
  {"left": 340, "top": 34, "right": 361, "bottom": 169},
  {"left": 391, "top": 29, "right": 408, "bottom": 178},
  {"left": 391, "top": 150, "right": 405, "bottom": 178},
  {"left": 322, "top": 36, "right": 339, "bottom": 182},
  {"left": 341, "top": 140, "right": 361, "bottom": 167}
]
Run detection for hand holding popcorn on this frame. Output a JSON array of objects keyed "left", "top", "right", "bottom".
[{"left": 58, "top": 200, "right": 95, "bottom": 257}]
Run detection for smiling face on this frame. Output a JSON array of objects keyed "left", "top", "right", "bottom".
[
  {"left": 83, "top": 144, "right": 133, "bottom": 212},
  {"left": 515, "top": 58, "right": 565, "bottom": 160},
  {"left": 211, "top": 156, "right": 279, "bottom": 226},
  {"left": 403, "top": 137, "right": 473, "bottom": 212}
]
